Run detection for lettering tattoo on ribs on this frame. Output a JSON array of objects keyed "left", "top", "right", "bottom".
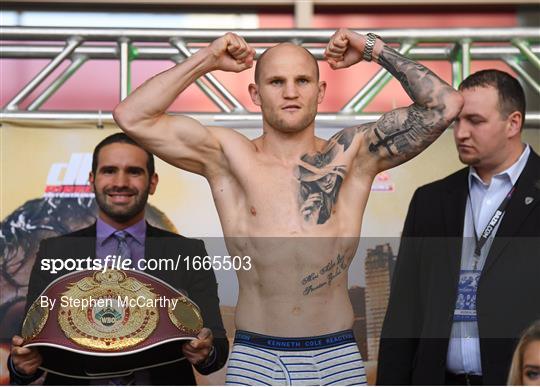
[{"left": 301, "top": 253, "right": 351, "bottom": 296}]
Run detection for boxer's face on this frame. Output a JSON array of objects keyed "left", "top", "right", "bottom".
[
  {"left": 249, "top": 43, "right": 326, "bottom": 134},
  {"left": 90, "top": 143, "right": 158, "bottom": 226},
  {"left": 522, "top": 340, "right": 540, "bottom": 385},
  {"left": 453, "top": 86, "right": 512, "bottom": 172}
]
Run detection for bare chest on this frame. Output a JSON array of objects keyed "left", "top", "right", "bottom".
[
  {"left": 215, "top": 158, "right": 367, "bottom": 237},
  {"left": 238, "top": 164, "right": 308, "bottom": 234},
  {"left": 211, "top": 131, "right": 374, "bottom": 236}
]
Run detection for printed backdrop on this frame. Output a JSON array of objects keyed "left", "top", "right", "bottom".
[{"left": 2, "top": 122, "right": 537, "bottom": 384}]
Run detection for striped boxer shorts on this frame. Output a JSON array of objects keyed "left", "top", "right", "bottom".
[{"left": 225, "top": 329, "right": 367, "bottom": 386}]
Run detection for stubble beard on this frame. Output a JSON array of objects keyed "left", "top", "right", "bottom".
[
  {"left": 262, "top": 105, "right": 317, "bottom": 134},
  {"left": 94, "top": 185, "right": 149, "bottom": 223}
]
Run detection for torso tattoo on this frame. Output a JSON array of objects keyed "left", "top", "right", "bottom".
[
  {"left": 301, "top": 253, "right": 352, "bottom": 295},
  {"left": 297, "top": 44, "right": 457, "bottom": 225},
  {"left": 297, "top": 128, "right": 361, "bottom": 224}
]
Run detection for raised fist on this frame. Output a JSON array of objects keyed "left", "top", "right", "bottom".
[
  {"left": 324, "top": 28, "right": 367, "bottom": 70},
  {"left": 208, "top": 32, "right": 256, "bottom": 73}
]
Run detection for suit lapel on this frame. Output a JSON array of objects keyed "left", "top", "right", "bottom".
[
  {"left": 439, "top": 169, "right": 470, "bottom": 296},
  {"left": 79, "top": 223, "right": 97, "bottom": 258},
  {"left": 443, "top": 169, "right": 469, "bottom": 258},
  {"left": 483, "top": 151, "right": 540, "bottom": 274},
  {"left": 144, "top": 223, "right": 168, "bottom": 279}
]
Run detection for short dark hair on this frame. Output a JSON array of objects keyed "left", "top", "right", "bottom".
[
  {"left": 459, "top": 69, "right": 526, "bottom": 128},
  {"left": 254, "top": 43, "right": 319, "bottom": 84},
  {"left": 91, "top": 133, "right": 155, "bottom": 176}
]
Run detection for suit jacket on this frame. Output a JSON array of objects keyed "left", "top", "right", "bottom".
[
  {"left": 9, "top": 223, "right": 229, "bottom": 385},
  {"left": 377, "top": 149, "right": 540, "bottom": 385}
]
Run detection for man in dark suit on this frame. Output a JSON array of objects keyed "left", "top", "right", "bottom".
[
  {"left": 377, "top": 69, "right": 540, "bottom": 385},
  {"left": 9, "top": 133, "right": 229, "bottom": 385}
]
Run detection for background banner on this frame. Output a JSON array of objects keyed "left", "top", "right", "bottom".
[{"left": 2, "top": 122, "right": 537, "bottom": 383}]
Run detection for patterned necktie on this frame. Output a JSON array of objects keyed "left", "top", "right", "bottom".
[
  {"left": 113, "top": 230, "right": 132, "bottom": 267},
  {"left": 108, "top": 231, "right": 135, "bottom": 384}
]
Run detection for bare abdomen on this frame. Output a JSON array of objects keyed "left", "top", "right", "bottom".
[
  {"left": 229, "top": 236, "right": 358, "bottom": 336},
  {"left": 235, "top": 284, "right": 354, "bottom": 336}
]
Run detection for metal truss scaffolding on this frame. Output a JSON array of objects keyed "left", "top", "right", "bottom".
[{"left": 1, "top": 27, "right": 539, "bottom": 128}]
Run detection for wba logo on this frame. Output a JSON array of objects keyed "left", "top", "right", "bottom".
[{"left": 44, "top": 153, "right": 93, "bottom": 198}]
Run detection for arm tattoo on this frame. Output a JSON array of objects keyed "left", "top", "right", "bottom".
[
  {"left": 297, "top": 126, "right": 367, "bottom": 224},
  {"left": 368, "top": 105, "right": 440, "bottom": 156},
  {"left": 366, "top": 45, "right": 458, "bottom": 165},
  {"left": 378, "top": 45, "right": 440, "bottom": 106}
]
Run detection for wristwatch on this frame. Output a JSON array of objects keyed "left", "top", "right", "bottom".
[{"left": 362, "top": 32, "right": 381, "bottom": 62}]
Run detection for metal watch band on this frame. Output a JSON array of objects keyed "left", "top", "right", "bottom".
[{"left": 362, "top": 32, "right": 379, "bottom": 62}]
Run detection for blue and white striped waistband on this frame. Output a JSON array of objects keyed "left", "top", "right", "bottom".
[{"left": 233, "top": 329, "right": 356, "bottom": 351}]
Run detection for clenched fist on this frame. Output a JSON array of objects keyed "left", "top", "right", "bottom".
[
  {"left": 207, "top": 32, "right": 256, "bottom": 73},
  {"left": 325, "top": 28, "right": 378, "bottom": 70}
]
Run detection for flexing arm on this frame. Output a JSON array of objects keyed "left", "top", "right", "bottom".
[
  {"left": 325, "top": 29, "right": 463, "bottom": 173},
  {"left": 113, "top": 33, "right": 255, "bottom": 176}
]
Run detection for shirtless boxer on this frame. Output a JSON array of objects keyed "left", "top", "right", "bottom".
[{"left": 114, "top": 29, "right": 463, "bottom": 385}]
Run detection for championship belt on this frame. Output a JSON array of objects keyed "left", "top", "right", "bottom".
[{"left": 21, "top": 269, "right": 203, "bottom": 379}]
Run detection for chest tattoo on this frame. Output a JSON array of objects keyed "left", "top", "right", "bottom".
[{"left": 297, "top": 128, "right": 363, "bottom": 224}]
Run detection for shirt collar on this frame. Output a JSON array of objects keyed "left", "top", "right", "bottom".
[
  {"left": 468, "top": 144, "right": 530, "bottom": 188},
  {"left": 96, "top": 217, "right": 147, "bottom": 245}
]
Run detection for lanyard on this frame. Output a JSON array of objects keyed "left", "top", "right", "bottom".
[{"left": 468, "top": 185, "right": 516, "bottom": 268}]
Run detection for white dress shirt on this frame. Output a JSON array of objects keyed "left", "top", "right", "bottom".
[{"left": 446, "top": 144, "right": 530, "bottom": 375}]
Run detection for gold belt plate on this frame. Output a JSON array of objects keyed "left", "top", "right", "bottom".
[{"left": 57, "top": 270, "right": 158, "bottom": 351}]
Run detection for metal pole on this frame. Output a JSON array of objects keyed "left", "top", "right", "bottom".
[
  {"left": 504, "top": 57, "right": 540, "bottom": 95},
  {"left": 170, "top": 38, "right": 246, "bottom": 112},
  {"left": 2, "top": 111, "right": 539, "bottom": 128},
  {"left": 512, "top": 38, "right": 540, "bottom": 70},
  {"left": 448, "top": 43, "right": 462, "bottom": 89},
  {"left": 5, "top": 36, "right": 82, "bottom": 110},
  {"left": 461, "top": 39, "right": 471, "bottom": 80},
  {"left": 171, "top": 55, "right": 232, "bottom": 113},
  {"left": 118, "top": 37, "right": 131, "bottom": 101},
  {"left": 2, "top": 26, "right": 539, "bottom": 43},
  {"left": 28, "top": 55, "right": 88, "bottom": 111},
  {"left": 1, "top": 44, "right": 539, "bottom": 61},
  {"left": 342, "top": 41, "right": 415, "bottom": 113},
  {"left": 452, "top": 60, "right": 463, "bottom": 89}
]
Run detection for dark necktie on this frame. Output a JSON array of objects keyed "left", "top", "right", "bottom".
[
  {"left": 113, "top": 230, "right": 132, "bottom": 267},
  {"left": 106, "top": 231, "right": 135, "bottom": 385}
]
